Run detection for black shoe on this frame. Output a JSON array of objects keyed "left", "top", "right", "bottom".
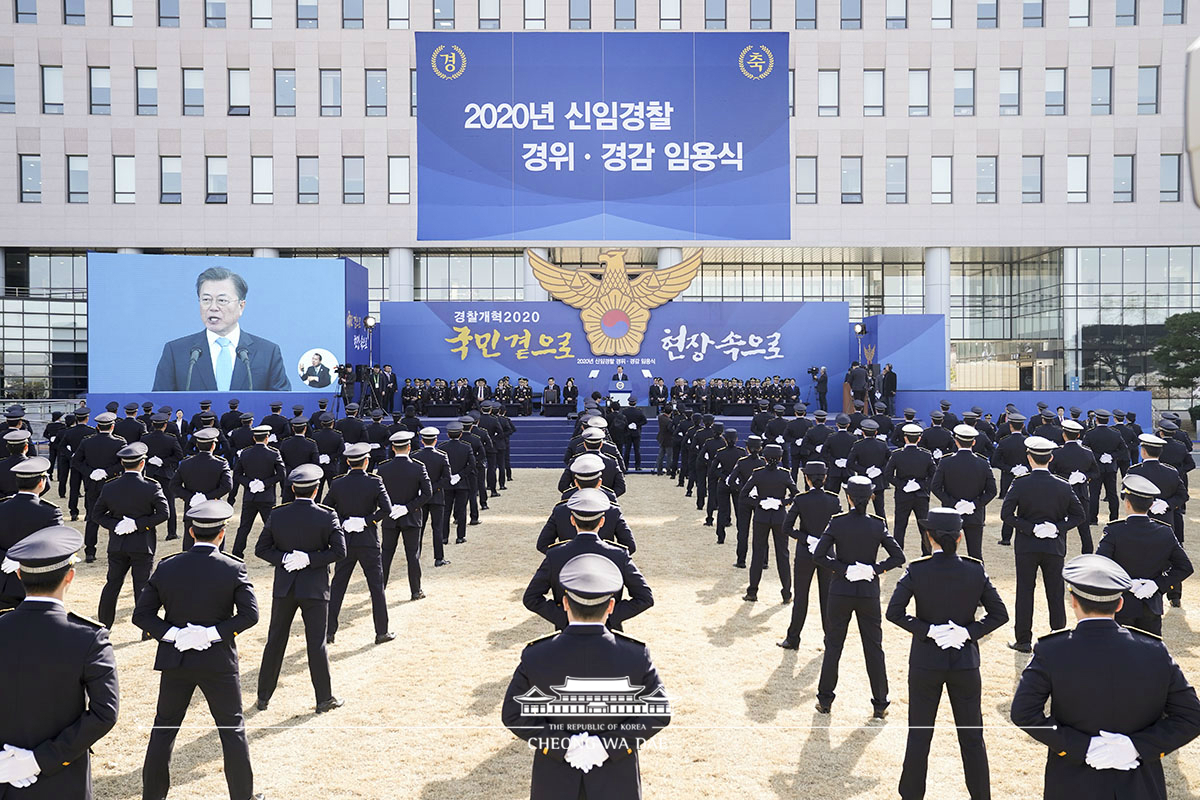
[
  {"left": 490, "top": 491, "right": 500, "bottom": 498},
  {"left": 1170, "top": 598, "right": 1182, "bottom": 608},
  {"left": 777, "top": 639, "right": 799, "bottom": 650},
  {"left": 256, "top": 697, "right": 269, "bottom": 711},
  {"left": 411, "top": 591, "right": 426, "bottom": 601},
  {"left": 996, "top": 539, "right": 1011, "bottom": 546},
  {"left": 468, "top": 520, "right": 480, "bottom": 526},
  {"left": 443, "top": 538, "right": 450, "bottom": 545},
  {"left": 456, "top": 537, "right": 466, "bottom": 544},
  {"left": 375, "top": 632, "right": 396, "bottom": 645},
  {"left": 781, "top": 592, "right": 792, "bottom": 604},
  {"left": 743, "top": 592, "right": 757, "bottom": 602},
  {"left": 315, "top": 697, "right": 344, "bottom": 714},
  {"left": 873, "top": 708, "right": 888, "bottom": 720},
  {"left": 734, "top": 561, "right": 746, "bottom": 568},
  {"left": 704, "top": 518, "right": 714, "bottom": 526},
  {"left": 685, "top": 491, "right": 693, "bottom": 497},
  {"left": 815, "top": 702, "right": 831, "bottom": 714},
  {"left": 499, "top": 486, "right": 507, "bottom": 490},
  {"left": 1007, "top": 641, "right": 1032, "bottom": 653},
  {"left": 164, "top": 534, "right": 178, "bottom": 541},
  {"left": 326, "top": 634, "right": 335, "bottom": 645},
  {"left": 232, "top": 551, "right": 245, "bottom": 560},
  {"left": 70, "top": 514, "right": 80, "bottom": 522},
  {"left": 435, "top": 559, "right": 450, "bottom": 566},
  {"left": 85, "top": 555, "right": 96, "bottom": 563},
  {"left": 480, "top": 504, "right": 490, "bottom": 511},
  {"left": 716, "top": 537, "right": 725, "bottom": 544}
]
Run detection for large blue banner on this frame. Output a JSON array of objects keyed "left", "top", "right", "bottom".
[{"left": 416, "top": 32, "right": 790, "bottom": 241}]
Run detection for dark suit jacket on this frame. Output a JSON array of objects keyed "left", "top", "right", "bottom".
[
  {"left": 542, "top": 385, "right": 561, "bottom": 405},
  {"left": 254, "top": 499, "right": 347, "bottom": 600},
  {"left": 153, "top": 329, "right": 290, "bottom": 391},
  {"left": 302, "top": 364, "right": 332, "bottom": 388}
]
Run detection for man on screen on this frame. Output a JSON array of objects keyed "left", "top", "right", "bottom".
[
  {"left": 153, "top": 267, "right": 291, "bottom": 392},
  {"left": 303, "top": 353, "right": 332, "bottom": 388}
]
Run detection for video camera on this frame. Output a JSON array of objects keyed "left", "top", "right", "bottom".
[{"left": 807, "top": 366, "right": 820, "bottom": 378}]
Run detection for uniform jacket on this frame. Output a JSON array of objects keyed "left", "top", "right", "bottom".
[
  {"left": 0, "top": 493, "right": 62, "bottom": 602},
  {"left": 931, "top": 448, "right": 998, "bottom": 526},
  {"left": 814, "top": 511, "right": 905, "bottom": 597},
  {"left": 323, "top": 469, "right": 393, "bottom": 547},
  {"left": 537, "top": 501, "right": 636, "bottom": 554},
  {"left": 93, "top": 472, "right": 170, "bottom": 554},
  {"left": 375, "top": 455, "right": 432, "bottom": 529},
  {"left": 233, "top": 444, "right": 287, "bottom": 505},
  {"left": 254, "top": 498, "right": 347, "bottom": 600},
  {"left": 523, "top": 532, "right": 652, "bottom": 631},
  {"left": 999, "top": 470, "right": 1088, "bottom": 556},
  {"left": 1096, "top": 516, "right": 1193, "bottom": 618},
  {"left": 170, "top": 452, "right": 233, "bottom": 504}
]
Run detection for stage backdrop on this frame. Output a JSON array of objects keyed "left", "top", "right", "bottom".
[
  {"left": 416, "top": 31, "right": 790, "bottom": 241},
  {"left": 378, "top": 301, "right": 850, "bottom": 402}
]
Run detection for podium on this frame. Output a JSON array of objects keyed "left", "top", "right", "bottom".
[{"left": 609, "top": 379, "right": 633, "bottom": 407}]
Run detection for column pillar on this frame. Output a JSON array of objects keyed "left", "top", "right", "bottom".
[
  {"left": 523, "top": 247, "right": 550, "bottom": 301},
  {"left": 388, "top": 247, "right": 414, "bottom": 302},
  {"left": 657, "top": 247, "right": 683, "bottom": 269},
  {"left": 252, "top": 248, "right": 279, "bottom": 258},
  {"left": 116, "top": 247, "right": 142, "bottom": 254},
  {"left": 923, "top": 246, "right": 952, "bottom": 390}
]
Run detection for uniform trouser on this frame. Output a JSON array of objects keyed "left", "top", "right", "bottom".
[
  {"left": 1088, "top": 471, "right": 1120, "bottom": 523},
  {"left": 695, "top": 463, "right": 709, "bottom": 508},
  {"left": 899, "top": 667, "right": 988, "bottom": 800},
  {"left": 504, "top": 448, "right": 513, "bottom": 479},
  {"left": 467, "top": 472, "right": 480, "bottom": 521},
  {"left": 142, "top": 668, "right": 253, "bottom": 800},
  {"left": 83, "top": 482, "right": 102, "bottom": 556},
  {"left": 1013, "top": 551, "right": 1066, "bottom": 645},
  {"left": 826, "top": 474, "right": 845, "bottom": 496},
  {"left": 790, "top": 449, "right": 804, "bottom": 482},
  {"left": 655, "top": 443, "right": 674, "bottom": 475},
  {"left": 98, "top": 551, "right": 154, "bottom": 627},
  {"left": 420, "top": 503, "right": 447, "bottom": 561},
  {"left": 328, "top": 543, "right": 388, "bottom": 637},
  {"left": 785, "top": 553, "right": 830, "bottom": 642},
  {"left": 735, "top": 503, "right": 754, "bottom": 565},
  {"left": 68, "top": 469, "right": 82, "bottom": 516},
  {"left": 485, "top": 453, "right": 498, "bottom": 493},
  {"left": 998, "top": 472, "right": 1014, "bottom": 543},
  {"left": 381, "top": 527, "right": 423, "bottom": 597},
  {"left": 233, "top": 499, "right": 273, "bottom": 557},
  {"left": 748, "top": 521, "right": 791, "bottom": 598},
  {"left": 160, "top": 484, "right": 178, "bottom": 539},
  {"left": 894, "top": 493, "right": 931, "bottom": 555},
  {"left": 496, "top": 449, "right": 507, "bottom": 488},
  {"left": 962, "top": 523, "right": 984, "bottom": 561},
  {"left": 1115, "top": 608, "right": 1162, "bottom": 636},
  {"left": 870, "top": 490, "right": 887, "bottom": 518},
  {"left": 715, "top": 486, "right": 735, "bottom": 542},
  {"left": 476, "top": 465, "right": 488, "bottom": 508},
  {"left": 705, "top": 475, "right": 720, "bottom": 520},
  {"left": 622, "top": 435, "right": 642, "bottom": 471},
  {"left": 674, "top": 445, "right": 685, "bottom": 482},
  {"left": 1069, "top": 485, "right": 1093, "bottom": 553},
  {"left": 817, "top": 593, "right": 889, "bottom": 711},
  {"left": 257, "top": 595, "right": 332, "bottom": 704},
  {"left": 447, "top": 488, "right": 469, "bottom": 540},
  {"left": 1169, "top": 510, "right": 1185, "bottom": 602},
  {"left": 57, "top": 454, "right": 71, "bottom": 497}
]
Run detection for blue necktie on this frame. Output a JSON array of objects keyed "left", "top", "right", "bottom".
[{"left": 215, "top": 337, "right": 234, "bottom": 391}]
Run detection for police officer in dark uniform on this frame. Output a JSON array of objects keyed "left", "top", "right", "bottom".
[
  {"left": 142, "top": 414, "right": 185, "bottom": 541},
  {"left": 170, "top": 428, "right": 234, "bottom": 552},
  {"left": 133, "top": 500, "right": 261, "bottom": 800},
  {"left": 847, "top": 399, "right": 867, "bottom": 434},
  {"left": 231, "top": 424, "right": 286, "bottom": 558},
  {"left": 254, "top": 463, "right": 346, "bottom": 714},
  {"left": 53, "top": 413, "right": 76, "bottom": 497},
  {"left": 261, "top": 401, "right": 289, "bottom": 443},
  {"left": 278, "top": 417, "right": 320, "bottom": 503},
  {"left": 0, "top": 429, "right": 32, "bottom": 498},
  {"left": 697, "top": 422, "right": 727, "bottom": 524},
  {"left": 786, "top": 405, "right": 814, "bottom": 481},
  {"left": 1000, "top": 436, "right": 1087, "bottom": 652},
  {"left": 479, "top": 401, "right": 507, "bottom": 492},
  {"left": 739, "top": 444, "right": 799, "bottom": 603},
  {"left": 60, "top": 407, "right": 95, "bottom": 522},
  {"left": 93, "top": 442, "right": 170, "bottom": 630},
  {"left": 499, "top": 404, "right": 517, "bottom": 482},
  {"left": 0, "top": 458, "right": 62, "bottom": 608},
  {"left": 822, "top": 414, "right": 856, "bottom": 496},
  {"left": 847, "top": 418, "right": 891, "bottom": 518},
  {"left": 1032, "top": 411, "right": 1065, "bottom": 445},
  {"left": 1128, "top": 433, "right": 1188, "bottom": 529},
  {"left": 1096, "top": 475, "right": 1193, "bottom": 636},
  {"left": 334, "top": 402, "right": 365, "bottom": 445},
  {"left": 538, "top": 460, "right": 636, "bottom": 553},
  {"left": 135, "top": 401, "right": 154, "bottom": 431},
  {"left": 0, "top": 525, "right": 119, "bottom": 796},
  {"left": 799, "top": 409, "right": 833, "bottom": 464},
  {"left": 184, "top": 399, "right": 211, "bottom": 438},
  {"left": 0, "top": 405, "right": 37, "bottom": 454},
  {"left": 324, "top": 442, "right": 395, "bottom": 644},
  {"left": 919, "top": 411, "right": 955, "bottom": 460},
  {"left": 1011, "top": 554, "right": 1200, "bottom": 800},
  {"left": 890, "top": 408, "right": 919, "bottom": 448},
  {"left": 362, "top": 409, "right": 390, "bottom": 470},
  {"left": 1155, "top": 419, "right": 1193, "bottom": 549},
  {"left": 870, "top": 402, "right": 894, "bottom": 441},
  {"left": 621, "top": 399, "right": 647, "bottom": 472},
  {"left": 938, "top": 400, "right": 958, "bottom": 430},
  {"left": 710, "top": 429, "right": 745, "bottom": 544},
  {"left": 991, "top": 412, "right": 1029, "bottom": 546},
  {"left": 686, "top": 414, "right": 718, "bottom": 498},
  {"left": 1049, "top": 419, "right": 1100, "bottom": 554},
  {"left": 503, "top": 552, "right": 671, "bottom": 800},
  {"left": 459, "top": 415, "right": 490, "bottom": 516},
  {"left": 1083, "top": 410, "right": 1130, "bottom": 524},
  {"left": 226, "top": 413, "right": 257, "bottom": 505},
  {"left": 72, "top": 411, "right": 127, "bottom": 562},
  {"left": 437, "top": 422, "right": 475, "bottom": 544},
  {"left": 930, "top": 425, "right": 997, "bottom": 561},
  {"left": 376, "top": 431, "right": 432, "bottom": 598},
  {"left": 885, "top": 423, "right": 937, "bottom": 554},
  {"left": 114, "top": 402, "right": 146, "bottom": 444},
  {"left": 217, "top": 399, "right": 241, "bottom": 436},
  {"left": 413, "top": 426, "right": 453, "bottom": 567},
  {"left": 778, "top": 461, "right": 841, "bottom": 650},
  {"left": 312, "top": 412, "right": 346, "bottom": 500},
  {"left": 307, "top": 398, "right": 330, "bottom": 431},
  {"left": 556, "top": 429, "right": 626, "bottom": 498},
  {"left": 814, "top": 476, "right": 905, "bottom": 717},
  {"left": 886, "top": 507, "right": 1008, "bottom": 800}
]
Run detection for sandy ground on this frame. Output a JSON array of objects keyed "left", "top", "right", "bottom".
[{"left": 36, "top": 469, "right": 1200, "bottom": 799}]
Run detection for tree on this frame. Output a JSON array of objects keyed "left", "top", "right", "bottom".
[
  {"left": 1081, "top": 324, "right": 1158, "bottom": 390},
  {"left": 1151, "top": 312, "right": 1200, "bottom": 391}
]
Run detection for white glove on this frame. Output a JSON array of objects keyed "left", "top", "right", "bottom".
[
  {"left": 148, "top": 456, "right": 164, "bottom": 467},
  {"left": 775, "top": 436, "right": 784, "bottom": 444},
  {"left": 748, "top": 486, "right": 759, "bottom": 499},
  {"left": 1099, "top": 453, "right": 1113, "bottom": 465},
  {"left": 1085, "top": 731, "right": 1140, "bottom": 771},
  {"left": 1068, "top": 470, "right": 1086, "bottom": 485},
  {"left": 0, "top": 745, "right": 41, "bottom": 785},
  {"left": 932, "top": 449, "right": 944, "bottom": 459},
  {"left": 450, "top": 474, "right": 461, "bottom": 485},
  {"left": 815, "top": 445, "right": 823, "bottom": 454},
  {"left": 342, "top": 516, "right": 366, "bottom": 533},
  {"left": 89, "top": 468, "right": 107, "bottom": 482},
  {"left": 189, "top": 493, "right": 206, "bottom": 508},
  {"left": 954, "top": 500, "right": 976, "bottom": 516},
  {"left": 932, "top": 621, "right": 970, "bottom": 649},
  {"left": 1131, "top": 578, "right": 1159, "bottom": 600},
  {"left": 834, "top": 458, "right": 848, "bottom": 469},
  {"left": 866, "top": 466, "right": 882, "bottom": 479},
  {"left": 846, "top": 562, "right": 875, "bottom": 582},
  {"left": 1033, "top": 522, "right": 1059, "bottom": 539},
  {"left": 172, "top": 624, "right": 213, "bottom": 652},
  {"left": 248, "top": 479, "right": 266, "bottom": 494},
  {"left": 903, "top": 479, "right": 920, "bottom": 493},
  {"left": 1151, "top": 499, "right": 1169, "bottom": 516},
  {"left": 282, "top": 550, "right": 310, "bottom": 572},
  {"left": 628, "top": 423, "right": 636, "bottom": 430},
  {"left": 268, "top": 434, "right": 277, "bottom": 443},
  {"left": 795, "top": 438, "right": 804, "bottom": 446},
  {"left": 390, "top": 504, "right": 409, "bottom": 519},
  {"left": 758, "top": 497, "right": 782, "bottom": 511},
  {"left": 806, "top": 535, "right": 820, "bottom": 554},
  {"left": 1, "top": 558, "right": 18, "bottom": 574},
  {"left": 114, "top": 516, "right": 137, "bottom": 535},
  {"left": 318, "top": 454, "right": 331, "bottom": 465},
  {"left": 564, "top": 733, "right": 609, "bottom": 773},
  {"left": 1011, "top": 465, "right": 1029, "bottom": 477}
]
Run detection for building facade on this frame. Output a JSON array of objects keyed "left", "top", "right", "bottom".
[{"left": 1, "top": 0, "right": 1198, "bottom": 414}]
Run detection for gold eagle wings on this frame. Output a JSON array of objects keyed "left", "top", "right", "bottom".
[{"left": 527, "top": 249, "right": 702, "bottom": 356}]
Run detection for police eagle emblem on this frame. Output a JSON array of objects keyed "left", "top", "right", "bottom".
[{"left": 527, "top": 249, "right": 702, "bottom": 357}]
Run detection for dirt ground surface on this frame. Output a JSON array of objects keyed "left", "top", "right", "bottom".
[{"left": 38, "top": 469, "right": 1200, "bottom": 799}]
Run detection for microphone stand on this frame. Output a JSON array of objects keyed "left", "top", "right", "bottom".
[{"left": 184, "top": 348, "right": 202, "bottom": 391}]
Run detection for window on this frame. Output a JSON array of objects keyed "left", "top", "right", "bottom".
[
  {"left": 1138, "top": 66, "right": 1159, "bottom": 114},
  {"left": 523, "top": 0, "right": 544, "bottom": 27},
  {"left": 840, "top": 157, "right": 862, "bottom": 204},
  {"left": 660, "top": 0, "right": 681, "bottom": 28},
  {"left": 159, "top": 0, "right": 179, "bottom": 26},
  {"left": 931, "top": 156, "right": 952, "bottom": 203},
  {"left": 206, "top": 157, "right": 228, "bottom": 204},
  {"left": 1091, "top": 67, "right": 1111, "bottom": 115},
  {"left": 1115, "top": 0, "right": 1136, "bottom": 25},
  {"left": 160, "top": 156, "right": 181, "bottom": 203},
  {"left": 410, "top": 68, "right": 417, "bottom": 115},
  {"left": 42, "top": 67, "right": 64, "bottom": 115},
  {"left": 89, "top": 67, "right": 111, "bottom": 115},
  {"left": 366, "top": 70, "right": 387, "bottom": 116},
  {"left": 702, "top": 0, "right": 724, "bottom": 27},
  {"left": 298, "top": 157, "right": 319, "bottom": 203},
  {"left": 909, "top": 70, "right": 929, "bottom": 116},
  {"left": 952, "top": 70, "right": 974, "bottom": 116},
  {"left": 886, "top": 157, "right": 907, "bottom": 203},
  {"left": 1069, "top": 0, "right": 1089, "bottom": 25},
  {"left": 67, "top": 156, "right": 88, "bottom": 203},
  {"left": 113, "top": 155, "right": 136, "bottom": 203},
  {"left": 570, "top": 0, "right": 590, "bottom": 28},
  {"left": 433, "top": 0, "right": 454, "bottom": 28},
  {"left": 343, "top": 157, "right": 364, "bottom": 203},
  {"left": 206, "top": 0, "right": 226, "bottom": 26},
  {"left": 274, "top": 69, "right": 295, "bottom": 116},
  {"left": 1114, "top": 155, "right": 1134, "bottom": 202},
  {"left": 977, "top": 0, "right": 997, "bottom": 26},
  {"left": 1045, "top": 68, "right": 1065, "bottom": 115},
  {"left": 64, "top": 0, "right": 85, "bottom": 24},
  {"left": 228, "top": 69, "right": 250, "bottom": 116},
  {"left": 1067, "top": 155, "right": 1088, "bottom": 203},
  {"left": 1164, "top": 0, "right": 1185, "bottom": 23},
  {"left": 297, "top": 0, "right": 318, "bottom": 27},
  {"left": 251, "top": 0, "right": 272, "bottom": 26},
  {"left": 15, "top": 0, "right": 36, "bottom": 23},
  {"left": 795, "top": 157, "right": 816, "bottom": 203},
  {"left": 0, "top": 66, "right": 15, "bottom": 113},
  {"left": 1023, "top": 0, "right": 1042, "bottom": 25},
  {"left": 19, "top": 155, "right": 41, "bottom": 202},
  {"left": 885, "top": 0, "right": 906, "bottom": 27},
  {"left": 389, "top": 156, "right": 410, "bottom": 203},
  {"left": 999, "top": 69, "right": 1020, "bottom": 115},
  {"left": 320, "top": 69, "right": 342, "bottom": 117},
  {"left": 252, "top": 156, "right": 273, "bottom": 204},
  {"left": 112, "top": 0, "right": 133, "bottom": 25},
  {"left": 1022, "top": 155, "right": 1042, "bottom": 202},
  {"left": 137, "top": 68, "right": 158, "bottom": 116},
  {"left": 976, "top": 156, "right": 997, "bottom": 203},
  {"left": 344, "top": 0, "right": 363, "bottom": 27},
  {"left": 863, "top": 70, "right": 884, "bottom": 116},
  {"left": 931, "top": 0, "right": 951, "bottom": 27},
  {"left": 615, "top": 0, "right": 635, "bottom": 27},
  {"left": 750, "top": 0, "right": 771, "bottom": 28},
  {"left": 1160, "top": 154, "right": 1181, "bottom": 202},
  {"left": 840, "top": 0, "right": 860, "bottom": 28},
  {"left": 795, "top": 0, "right": 815, "bottom": 28},
  {"left": 818, "top": 70, "right": 839, "bottom": 117},
  {"left": 390, "top": 0, "right": 410, "bottom": 27},
  {"left": 183, "top": 69, "right": 204, "bottom": 116}
]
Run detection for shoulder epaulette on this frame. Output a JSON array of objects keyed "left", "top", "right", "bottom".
[
  {"left": 547, "top": 540, "right": 570, "bottom": 549},
  {"left": 751, "top": 465, "right": 766, "bottom": 472},
  {"left": 961, "top": 555, "right": 984, "bottom": 564},
  {"left": 39, "top": 498, "right": 58, "bottom": 508},
  {"left": 1151, "top": 518, "right": 1174, "bottom": 528},
  {"left": 868, "top": 513, "right": 885, "bottom": 521},
  {"left": 554, "top": 499, "right": 568, "bottom": 507},
  {"left": 822, "top": 490, "right": 839, "bottom": 498},
  {"left": 1123, "top": 625, "right": 1163, "bottom": 641},
  {"left": 524, "top": 632, "right": 557, "bottom": 648},
  {"left": 909, "top": 555, "right": 933, "bottom": 563},
  {"left": 830, "top": 510, "right": 850, "bottom": 519},
  {"left": 222, "top": 551, "right": 245, "bottom": 563},
  {"left": 612, "top": 630, "right": 646, "bottom": 646},
  {"left": 144, "top": 476, "right": 161, "bottom": 486},
  {"left": 68, "top": 611, "right": 105, "bottom": 629},
  {"left": 606, "top": 540, "right": 630, "bottom": 550},
  {"left": 1038, "top": 628, "right": 1070, "bottom": 641},
  {"left": 317, "top": 502, "right": 336, "bottom": 512},
  {"left": 158, "top": 551, "right": 183, "bottom": 562},
  {"left": 0, "top": 607, "right": 14, "bottom": 616}
]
